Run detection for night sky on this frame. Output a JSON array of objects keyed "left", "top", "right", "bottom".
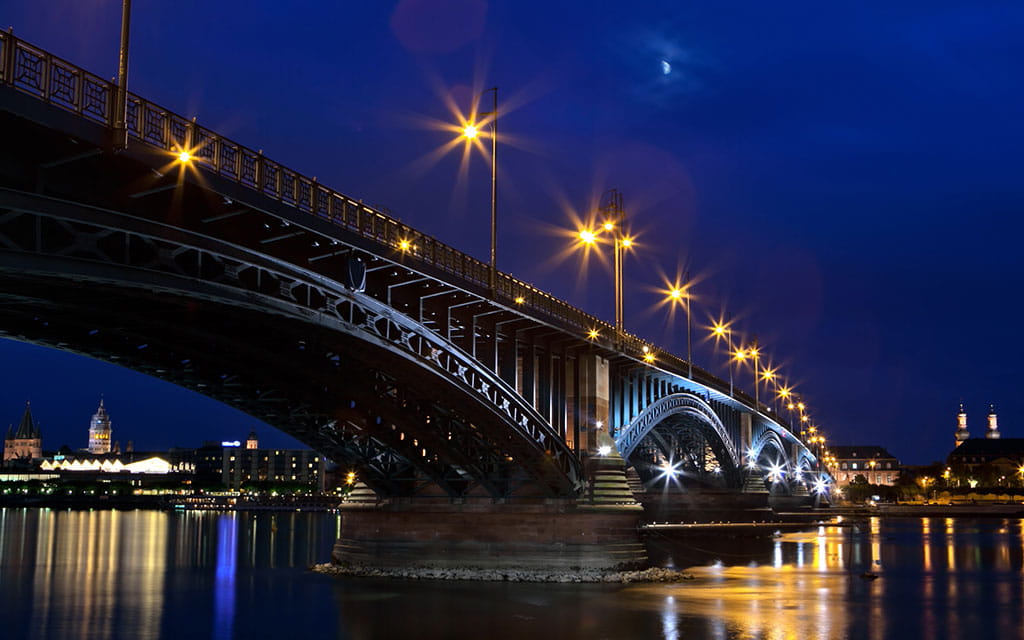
[{"left": 2, "top": 1, "right": 1022, "bottom": 463}]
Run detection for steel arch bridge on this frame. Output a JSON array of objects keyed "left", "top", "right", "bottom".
[{"left": 0, "top": 32, "right": 830, "bottom": 502}]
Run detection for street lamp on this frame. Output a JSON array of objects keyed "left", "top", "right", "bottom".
[
  {"left": 113, "top": 0, "right": 133, "bottom": 150},
  {"left": 710, "top": 314, "right": 734, "bottom": 396},
  {"left": 666, "top": 274, "right": 693, "bottom": 378},
  {"left": 459, "top": 87, "right": 498, "bottom": 293}
]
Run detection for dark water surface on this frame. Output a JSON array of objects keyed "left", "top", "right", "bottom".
[{"left": 1, "top": 509, "right": 1022, "bottom": 639}]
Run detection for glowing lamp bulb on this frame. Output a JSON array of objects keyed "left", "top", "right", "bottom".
[
  {"left": 597, "top": 445, "right": 612, "bottom": 456},
  {"left": 462, "top": 124, "right": 479, "bottom": 139},
  {"left": 177, "top": 150, "right": 192, "bottom": 163},
  {"left": 603, "top": 221, "right": 615, "bottom": 231},
  {"left": 579, "top": 229, "right": 597, "bottom": 244}
]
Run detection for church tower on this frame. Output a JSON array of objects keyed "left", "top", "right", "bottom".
[
  {"left": 3, "top": 401, "right": 42, "bottom": 461},
  {"left": 246, "top": 429, "right": 259, "bottom": 450},
  {"left": 88, "top": 398, "right": 113, "bottom": 454},
  {"left": 986, "top": 404, "right": 1000, "bottom": 439},
  {"left": 954, "top": 403, "right": 970, "bottom": 447}
]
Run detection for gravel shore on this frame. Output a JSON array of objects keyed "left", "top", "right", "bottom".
[{"left": 311, "top": 563, "right": 696, "bottom": 583}]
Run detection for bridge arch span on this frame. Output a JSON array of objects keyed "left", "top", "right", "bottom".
[
  {"left": 614, "top": 392, "right": 741, "bottom": 486},
  {"left": 0, "top": 189, "right": 582, "bottom": 499}
]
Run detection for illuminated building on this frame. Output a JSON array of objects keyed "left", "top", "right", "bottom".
[
  {"left": 220, "top": 442, "right": 325, "bottom": 491},
  {"left": 3, "top": 401, "right": 42, "bottom": 462},
  {"left": 831, "top": 445, "right": 901, "bottom": 486},
  {"left": 88, "top": 398, "right": 113, "bottom": 454},
  {"left": 39, "top": 455, "right": 188, "bottom": 474},
  {"left": 245, "top": 430, "right": 258, "bottom": 450}
]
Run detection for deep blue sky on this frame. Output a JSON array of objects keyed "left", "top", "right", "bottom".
[{"left": 2, "top": 1, "right": 1022, "bottom": 462}]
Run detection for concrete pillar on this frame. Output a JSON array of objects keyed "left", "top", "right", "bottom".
[
  {"left": 740, "top": 413, "right": 752, "bottom": 455},
  {"left": 575, "top": 352, "right": 609, "bottom": 454}
]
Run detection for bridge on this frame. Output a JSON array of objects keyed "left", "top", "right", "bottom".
[{"left": 0, "top": 32, "right": 829, "bottom": 567}]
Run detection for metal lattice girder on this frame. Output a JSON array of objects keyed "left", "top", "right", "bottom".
[{"left": 0, "top": 188, "right": 583, "bottom": 497}]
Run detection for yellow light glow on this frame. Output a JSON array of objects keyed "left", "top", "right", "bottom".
[
  {"left": 643, "top": 352, "right": 656, "bottom": 363},
  {"left": 797, "top": 402, "right": 806, "bottom": 411},
  {"left": 748, "top": 347, "right": 760, "bottom": 357},
  {"left": 733, "top": 349, "right": 747, "bottom": 361},
  {"left": 668, "top": 288, "right": 684, "bottom": 301},
  {"left": 514, "top": 296, "right": 525, "bottom": 304},
  {"left": 603, "top": 221, "right": 615, "bottom": 231},
  {"left": 801, "top": 415, "right": 810, "bottom": 422},
  {"left": 579, "top": 229, "right": 597, "bottom": 244},
  {"left": 462, "top": 124, "right": 479, "bottom": 139},
  {"left": 587, "top": 328, "right": 600, "bottom": 340},
  {"left": 711, "top": 323, "right": 726, "bottom": 337},
  {"left": 345, "top": 471, "right": 356, "bottom": 485},
  {"left": 620, "top": 237, "right": 633, "bottom": 248},
  {"left": 778, "top": 387, "right": 791, "bottom": 398},
  {"left": 177, "top": 150, "right": 192, "bottom": 163},
  {"left": 760, "top": 367, "right": 776, "bottom": 382},
  {"left": 398, "top": 239, "right": 412, "bottom": 252}
]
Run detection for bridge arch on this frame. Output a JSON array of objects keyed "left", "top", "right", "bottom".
[
  {"left": 615, "top": 392, "right": 741, "bottom": 486},
  {"left": 0, "top": 189, "right": 582, "bottom": 499}
]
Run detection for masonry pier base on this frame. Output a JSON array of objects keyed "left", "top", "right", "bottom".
[{"left": 331, "top": 500, "right": 648, "bottom": 571}]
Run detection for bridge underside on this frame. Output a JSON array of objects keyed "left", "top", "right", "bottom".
[{"left": 0, "top": 99, "right": 591, "bottom": 500}]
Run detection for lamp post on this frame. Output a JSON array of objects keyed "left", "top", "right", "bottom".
[
  {"left": 600, "top": 189, "right": 627, "bottom": 334},
  {"left": 459, "top": 86, "right": 498, "bottom": 293},
  {"left": 667, "top": 276, "right": 693, "bottom": 378},
  {"left": 684, "top": 271, "right": 692, "bottom": 378},
  {"left": 710, "top": 316, "right": 733, "bottom": 396},
  {"left": 576, "top": 189, "right": 632, "bottom": 337},
  {"left": 113, "top": 0, "right": 132, "bottom": 150},
  {"left": 747, "top": 337, "right": 761, "bottom": 409}
]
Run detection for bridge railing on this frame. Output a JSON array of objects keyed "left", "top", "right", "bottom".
[{"left": 0, "top": 31, "right": 794, "bottom": 432}]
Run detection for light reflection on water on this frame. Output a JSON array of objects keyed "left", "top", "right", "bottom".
[{"left": 1, "top": 510, "right": 1023, "bottom": 639}]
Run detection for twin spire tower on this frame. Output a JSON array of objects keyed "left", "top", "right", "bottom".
[{"left": 954, "top": 403, "right": 1000, "bottom": 447}]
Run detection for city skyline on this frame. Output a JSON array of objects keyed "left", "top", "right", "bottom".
[{"left": 2, "top": 1, "right": 1022, "bottom": 464}]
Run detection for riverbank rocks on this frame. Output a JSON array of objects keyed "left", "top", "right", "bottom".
[{"left": 311, "top": 562, "right": 694, "bottom": 583}]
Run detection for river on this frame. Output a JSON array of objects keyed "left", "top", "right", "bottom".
[{"left": 1, "top": 508, "right": 1021, "bottom": 639}]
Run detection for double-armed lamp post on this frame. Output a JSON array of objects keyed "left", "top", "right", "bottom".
[{"left": 577, "top": 189, "right": 633, "bottom": 337}]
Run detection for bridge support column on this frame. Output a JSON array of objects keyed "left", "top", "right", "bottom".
[
  {"left": 571, "top": 352, "right": 609, "bottom": 455},
  {"left": 331, "top": 499, "right": 647, "bottom": 571},
  {"left": 740, "top": 413, "right": 752, "bottom": 456}
]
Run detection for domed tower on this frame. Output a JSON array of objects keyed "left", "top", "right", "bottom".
[
  {"left": 88, "top": 398, "right": 112, "bottom": 454},
  {"left": 954, "top": 403, "right": 970, "bottom": 447},
  {"left": 986, "top": 404, "right": 1000, "bottom": 439}
]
